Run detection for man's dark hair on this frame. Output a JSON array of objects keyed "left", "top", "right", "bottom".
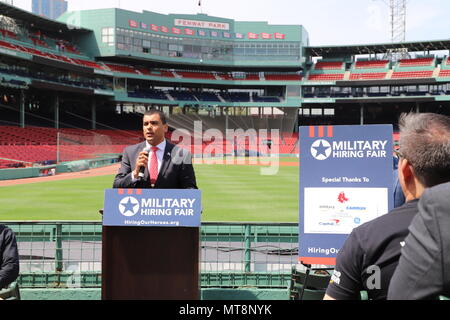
[
  {"left": 143, "top": 109, "right": 167, "bottom": 125},
  {"left": 399, "top": 112, "right": 450, "bottom": 187}
]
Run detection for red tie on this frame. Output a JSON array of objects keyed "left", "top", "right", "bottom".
[{"left": 149, "top": 146, "right": 159, "bottom": 187}]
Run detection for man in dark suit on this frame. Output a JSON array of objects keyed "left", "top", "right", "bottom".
[
  {"left": 0, "top": 224, "right": 19, "bottom": 291},
  {"left": 388, "top": 181, "right": 450, "bottom": 300},
  {"left": 113, "top": 109, "right": 197, "bottom": 189}
]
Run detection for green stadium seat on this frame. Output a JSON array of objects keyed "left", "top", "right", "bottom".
[
  {"left": 289, "top": 266, "right": 332, "bottom": 300},
  {"left": 0, "top": 282, "right": 21, "bottom": 300},
  {"left": 360, "top": 290, "right": 369, "bottom": 300}
]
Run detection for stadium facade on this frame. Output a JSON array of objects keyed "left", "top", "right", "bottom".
[
  {"left": 0, "top": 1, "right": 450, "bottom": 166},
  {"left": 2, "top": 2, "right": 450, "bottom": 300}
]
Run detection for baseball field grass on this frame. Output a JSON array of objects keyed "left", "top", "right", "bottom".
[{"left": 0, "top": 160, "right": 299, "bottom": 222}]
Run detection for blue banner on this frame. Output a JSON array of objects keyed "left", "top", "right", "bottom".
[
  {"left": 103, "top": 189, "right": 202, "bottom": 228},
  {"left": 298, "top": 125, "right": 393, "bottom": 265}
]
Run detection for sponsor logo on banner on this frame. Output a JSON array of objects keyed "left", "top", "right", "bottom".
[
  {"left": 274, "top": 32, "right": 285, "bottom": 39},
  {"left": 211, "top": 31, "right": 218, "bottom": 37},
  {"left": 184, "top": 28, "right": 195, "bottom": 35},
  {"left": 129, "top": 20, "right": 138, "bottom": 28},
  {"left": 198, "top": 30, "right": 207, "bottom": 36},
  {"left": 337, "top": 191, "right": 349, "bottom": 203},
  {"left": 248, "top": 32, "right": 259, "bottom": 39},
  {"left": 150, "top": 24, "right": 159, "bottom": 32},
  {"left": 223, "top": 32, "right": 231, "bottom": 38},
  {"left": 319, "top": 219, "right": 341, "bottom": 226},
  {"left": 140, "top": 22, "right": 147, "bottom": 29},
  {"left": 172, "top": 27, "right": 181, "bottom": 34},
  {"left": 235, "top": 32, "right": 243, "bottom": 39},
  {"left": 304, "top": 187, "right": 388, "bottom": 234},
  {"left": 308, "top": 126, "right": 388, "bottom": 160},
  {"left": 174, "top": 18, "right": 230, "bottom": 30},
  {"left": 261, "top": 32, "right": 272, "bottom": 39},
  {"left": 160, "top": 26, "right": 169, "bottom": 33}
]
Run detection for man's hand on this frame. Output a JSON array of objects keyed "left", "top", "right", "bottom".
[{"left": 133, "top": 150, "right": 149, "bottom": 179}]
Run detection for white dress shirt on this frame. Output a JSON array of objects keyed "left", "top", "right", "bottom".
[{"left": 132, "top": 139, "right": 166, "bottom": 180}]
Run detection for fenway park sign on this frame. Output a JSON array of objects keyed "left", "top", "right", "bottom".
[{"left": 174, "top": 19, "right": 230, "bottom": 30}]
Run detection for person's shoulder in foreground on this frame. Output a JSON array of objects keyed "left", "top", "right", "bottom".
[
  {"left": 324, "top": 199, "right": 419, "bottom": 300},
  {"left": 388, "top": 182, "right": 450, "bottom": 300},
  {"left": 326, "top": 112, "right": 450, "bottom": 300},
  {"left": 0, "top": 225, "right": 19, "bottom": 289}
]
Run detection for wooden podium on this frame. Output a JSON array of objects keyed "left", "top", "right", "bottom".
[{"left": 101, "top": 189, "right": 201, "bottom": 300}]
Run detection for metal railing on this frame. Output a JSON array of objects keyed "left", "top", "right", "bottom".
[{"left": 4, "top": 221, "right": 299, "bottom": 289}]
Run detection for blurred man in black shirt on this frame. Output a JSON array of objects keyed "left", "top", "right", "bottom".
[
  {"left": 0, "top": 225, "right": 19, "bottom": 290},
  {"left": 324, "top": 112, "right": 450, "bottom": 300}
]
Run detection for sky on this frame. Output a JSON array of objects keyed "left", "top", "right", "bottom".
[{"left": 10, "top": 0, "right": 450, "bottom": 46}]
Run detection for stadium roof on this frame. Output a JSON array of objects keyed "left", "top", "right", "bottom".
[
  {"left": 0, "top": 2, "right": 92, "bottom": 34},
  {"left": 306, "top": 39, "right": 450, "bottom": 57}
]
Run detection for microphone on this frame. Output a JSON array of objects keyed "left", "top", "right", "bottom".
[{"left": 138, "top": 146, "right": 151, "bottom": 180}]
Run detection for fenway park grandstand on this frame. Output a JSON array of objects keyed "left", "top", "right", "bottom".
[{"left": 0, "top": 1, "right": 449, "bottom": 172}]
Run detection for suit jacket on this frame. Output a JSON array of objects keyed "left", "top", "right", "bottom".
[
  {"left": 388, "top": 182, "right": 450, "bottom": 300},
  {"left": 113, "top": 141, "right": 197, "bottom": 189}
]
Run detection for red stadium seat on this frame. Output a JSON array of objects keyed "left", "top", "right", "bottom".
[
  {"left": 398, "top": 58, "right": 434, "bottom": 67},
  {"left": 354, "top": 60, "right": 389, "bottom": 69},
  {"left": 308, "top": 74, "right": 344, "bottom": 81},
  {"left": 314, "top": 61, "right": 344, "bottom": 70},
  {"left": 106, "top": 64, "right": 139, "bottom": 74},
  {"left": 350, "top": 72, "right": 387, "bottom": 80},
  {"left": 438, "top": 69, "right": 450, "bottom": 78},
  {"left": 391, "top": 71, "right": 434, "bottom": 79}
]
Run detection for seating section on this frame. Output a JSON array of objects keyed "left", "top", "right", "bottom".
[
  {"left": 106, "top": 63, "right": 139, "bottom": 74},
  {"left": 168, "top": 90, "right": 197, "bottom": 101},
  {"left": 354, "top": 60, "right": 389, "bottom": 69},
  {"left": 195, "top": 92, "right": 221, "bottom": 102},
  {"left": 71, "top": 58, "right": 106, "bottom": 70},
  {"left": 398, "top": 58, "right": 434, "bottom": 67},
  {"left": 30, "top": 37, "right": 48, "bottom": 48},
  {"left": 244, "top": 74, "right": 260, "bottom": 80},
  {"left": 438, "top": 69, "right": 450, "bottom": 78},
  {"left": 391, "top": 70, "right": 434, "bottom": 79},
  {"left": 220, "top": 92, "right": 250, "bottom": 102},
  {"left": 0, "top": 125, "right": 303, "bottom": 168},
  {"left": 314, "top": 61, "right": 344, "bottom": 70},
  {"left": 176, "top": 71, "right": 216, "bottom": 80},
  {"left": 308, "top": 74, "right": 344, "bottom": 81},
  {"left": 0, "top": 29, "right": 18, "bottom": 39},
  {"left": 127, "top": 88, "right": 281, "bottom": 103},
  {"left": 128, "top": 88, "right": 168, "bottom": 100},
  {"left": 0, "top": 126, "right": 143, "bottom": 167},
  {"left": 216, "top": 73, "right": 234, "bottom": 80},
  {"left": 0, "top": 40, "right": 106, "bottom": 70},
  {"left": 350, "top": 72, "right": 387, "bottom": 80}
]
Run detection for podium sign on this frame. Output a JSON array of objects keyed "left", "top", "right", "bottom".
[
  {"left": 299, "top": 125, "right": 393, "bottom": 265},
  {"left": 102, "top": 188, "right": 201, "bottom": 300},
  {"left": 103, "top": 189, "right": 201, "bottom": 227}
]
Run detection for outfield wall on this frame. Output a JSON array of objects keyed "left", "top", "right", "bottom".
[
  {"left": 0, "top": 156, "right": 120, "bottom": 181},
  {"left": 20, "top": 288, "right": 289, "bottom": 301}
]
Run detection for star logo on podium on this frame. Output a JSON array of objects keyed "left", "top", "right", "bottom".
[
  {"left": 119, "top": 196, "right": 140, "bottom": 217},
  {"left": 311, "top": 139, "right": 332, "bottom": 160}
]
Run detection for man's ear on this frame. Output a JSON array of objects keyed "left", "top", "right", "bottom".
[{"left": 399, "top": 158, "right": 414, "bottom": 185}]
